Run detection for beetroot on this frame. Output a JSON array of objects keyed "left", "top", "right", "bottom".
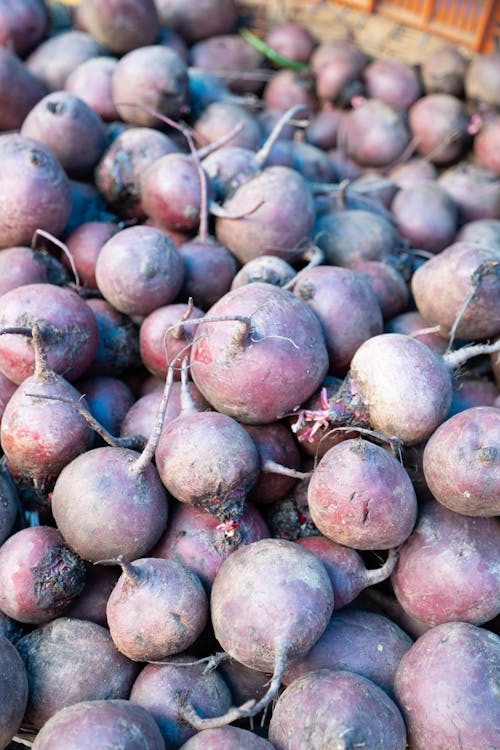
[
  {"left": 95, "top": 225, "right": 185, "bottom": 317},
  {"left": 178, "top": 240, "right": 238, "bottom": 311},
  {"left": 50, "top": 443, "right": 169, "bottom": 562},
  {"left": 0, "top": 0, "right": 48, "bottom": 56},
  {"left": 0, "top": 246, "right": 49, "bottom": 295},
  {"left": 312, "top": 39, "right": 367, "bottom": 104},
  {"left": 308, "top": 438, "right": 417, "bottom": 549},
  {"left": 112, "top": 46, "right": 190, "bottom": 126},
  {"left": 296, "top": 536, "right": 397, "bottom": 609},
  {"left": 0, "top": 325, "right": 93, "bottom": 487},
  {"left": 283, "top": 609, "right": 413, "bottom": 696},
  {"left": 65, "top": 56, "right": 119, "bottom": 122},
  {"left": 130, "top": 657, "right": 233, "bottom": 749},
  {"left": 411, "top": 241, "right": 500, "bottom": 340},
  {"left": 189, "top": 282, "right": 329, "bottom": 424},
  {"left": 21, "top": 91, "right": 107, "bottom": 177},
  {"left": 293, "top": 265, "right": 383, "bottom": 374},
  {"left": 421, "top": 45, "right": 469, "bottom": 96},
  {"left": 64, "top": 564, "right": 120, "bottom": 627},
  {"left": 65, "top": 221, "right": 118, "bottom": 290},
  {"left": 263, "top": 69, "right": 317, "bottom": 111},
  {"left": 465, "top": 50, "right": 500, "bottom": 108},
  {"left": 342, "top": 99, "right": 411, "bottom": 168},
  {"left": 77, "top": 0, "right": 159, "bottom": 54},
  {"left": 104, "top": 556, "right": 208, "bottom": 661},
  {"left": 95, "top": 127, "right": 180, "bottom": 220},
  {"left": 31, "top": 700, "right": 166, "bottom": 750},
  {"left": 155, "top": 0, "right": 238, "bottom": 44},
  {"left": 17, "top": 617, "right": 139, "bottom": 730},
  {"left": 214, "top": 165, "right": 315, "bottom": 264},
  {"left": 0, "top": 47, "right": 46, "bottom": 131},
  {"left": 387, "top": 156, "right": 438, "bottom": 188},
  {"left": 0, "top": 526, "right": 85, "bottom": 624},
  {"left": 140, "top": 302, "right": 204, "bottom": 380},
  {"left": 155, "top": 406, "right": 260, "bottom": 522},
  {"left": 76, "top": 375, "right": 135, "bottom": 437},
  {"left": 265, "top": 22, "right": 316, "bottom": 64},
  {"left": 315, "top": 209, "right": 401, "bottom": 268},
  {"left": 363, "top": 58, "right": 421, "bottom": 110},
  {"left": 0, "top": 283, "right": 98, "bottom": 384},
  {"left": 437, "top": 161, "right": 500, "bottom": 222},
  {"left": 0, "top": 134, "right": 72, "bottom": 249},
  {"left": 391, "top": 180, "right": 458, "bottom": 254},
  {"left": 423, "top": 406, "right": 500, "bottom": 517},
  {"left": 179, "top": 539, "right": 333, "bottom": 729},
  {"left": 151, "top": 501, "right": 269, "bottom": 591},
  {"left": 180, "top": 727, "right": 275, "bottom": 749},
  {"left": 0, "top": 633, "right": 29, "bottom": 748},
  {"left": 245, "top": 422, "right": 302, "bottom": 504},
  {"left": 355, "top": 261, "right": 409, "bottom": 320},
  {"left": 391, "top": 499, "right": 500, "bottom": 626},
  {"left": 268, "top": 669, "right": 407, "bottom": 749},
  {"left": 194, "top": 101, "right": 263, "bottom": 152},
  {"left": 394, "top": 622, "right": 500, "bottom": 750},
  {"left": 190, "top": 34, "right": 264, "bottom": 95},
  {"left": 473, "top": 113, "right": 500, "bottom": 176},
  {"left": 384, "top": 310, "right": 447, "bottom": 354},
  {"left": 231, "top": 256, "right": 295, "bottom": 290},
  {"left": 409, "top": 93, "right": 470, "bottom": 164},
  {"left": 86, "top": 298, "right": 141, "bottom": 377},
  {"left": 0, "top": 468, "right": 17, "bottom": 546},
  {"left": 25, "top": 30, "right": 105, "bottom": 91}
]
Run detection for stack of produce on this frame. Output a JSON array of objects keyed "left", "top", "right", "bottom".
[{"left": 0, "top": 1, "right": 498, "bottom": 748}]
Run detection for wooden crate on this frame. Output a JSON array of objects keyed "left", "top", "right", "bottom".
[{"left": 238, "top": 0, "right": 499, "bottom": 63}]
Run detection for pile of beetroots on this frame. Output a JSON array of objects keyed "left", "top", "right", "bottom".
[{"left": 0, "top": 0, "right": 499, "bottom": 748}]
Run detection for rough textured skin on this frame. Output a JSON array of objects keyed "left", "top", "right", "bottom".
[
  {"left": 0, "top": 283, "right": 98, "bottom": 384},
  {"left": 106, "top": 557, "right": 208, "bottom": 661},
  {"left": 95, "top": 225, "right": 185, "bottom": 317},
  {"left": 152, "top": 501, "right": 269, "bottom": 591},
  {"left": 409, "top": 93, "right": 470, "bottom": 164},
  {"left": 0, "top": 135, "right": 72, "bottom": 249},
  {"left": 308, "top": 438, "right": 417, "bottom": 549},
  {"left": 268, "top": 669, "right": 407, "bottom": 749},
  {"left": 51, "top": 447, "right": 169, "bottom": 562},
  {"left": 283, "top": 609, "right": 413, "bottom": 696},
  {"left": 17, "top": 617, "right": 139, "bottom": 729},
  {"left": 210, "top": 538, "right": 334, "bottom": 672},
  {"left": 0, "top": 47, "right": 47, "bottom": 131},
  {"left": 0, "top": 526, "right": 85, "bottom": 624},
  {"left": 31, "top": 699, "right": 166, "bottom": 750},
  {"left": 0, "top": 634, "right": 28, "bottom": 748},
  {"left": 130, "top": 659, "right": 233, "bottom": 749},
  {"left": 423, "top": 406, "right": 500, "bottom": 516},
  {"left": 294, "top": 265, "right": 383, "bottom": 374},
  {"left": 155, "top": 0, "right": 238, "bottom": 45},
  {"left": 190, "top": 283, "right": 329, "bottom": 424},
  {"left": 77, "top": 0, "right": 159, "bottom": 55},
  {"left": 179, "top": 726, "right": 275, "bottom": 749},
  {"left": 348, "top": 333, "right": 453, "bottom": 445},
  {"left": 394, "top": 622, "right": 500, "bottom": 750},
  {"left": 215, "top": 166, "right": 316, "bottom": 264},
  {"left": 1, "top": 371, "right": 93, "bottom": 485},
  {"left": 95, "top": 128, "right": 180, "bottom": 219},
  {"left": 391, "top": 499, "right": 500, "bottom": 625},
  {"left": 411, "top": 241, "right": 500, "bottom": 339},
  {"left": 155, "top": 410, "right": 260, "bottom": 521}
]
